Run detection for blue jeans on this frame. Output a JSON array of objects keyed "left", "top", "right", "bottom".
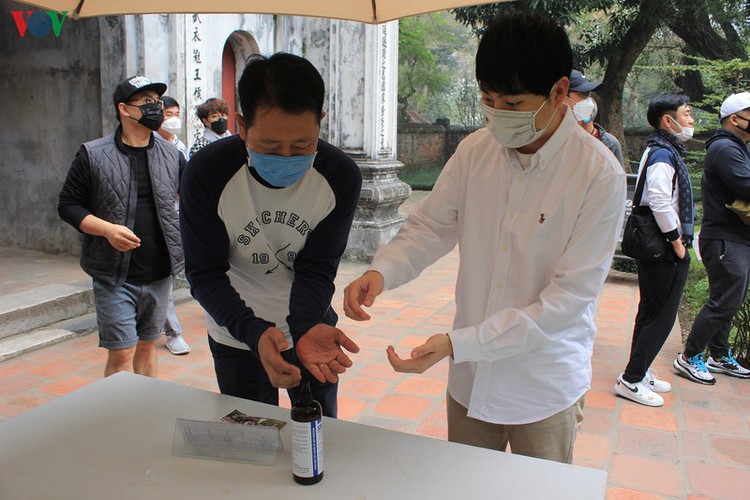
[
  {"left": 208, "top": 335, "right": 338, "bottom": 417},
  {"left": 163, "top": 277, "right": 182, "bottom": 336}
]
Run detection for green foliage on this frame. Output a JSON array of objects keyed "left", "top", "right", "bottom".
[
  {"left": 636, "top": 53, "right": 750, "bottom": 113},
  {"left": 398, "top": 14, "right": 459, "bottom": 120},
  {"left": 398, "top": 166, "right": 442, "bottom": 191}
]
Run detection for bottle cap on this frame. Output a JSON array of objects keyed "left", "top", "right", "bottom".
[{"left": 299, "top": 379, "right": 313, "bottom": 405}]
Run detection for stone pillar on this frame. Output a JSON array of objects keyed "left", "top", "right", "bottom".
[{"left": 304, "top": 20, "right": 411, "bottom": 261}]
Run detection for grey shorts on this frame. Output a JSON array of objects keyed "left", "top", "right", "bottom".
[{"left": 93, "top": 276, "right": 172, "bottom": 350}]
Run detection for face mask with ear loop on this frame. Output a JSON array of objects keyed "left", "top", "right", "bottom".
[
  {"left": 483, "top": 83, "right": 561, "bottom": 148},
  {"left": 571, "top": 97, "right": 597, "bottom": 124},
  {"left": 668, "top": 115, "right": 694, "bottom": 142}
]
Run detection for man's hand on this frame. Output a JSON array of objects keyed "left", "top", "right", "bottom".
[
  {"left": 296, "top": 324, "right": 360, "bottom": 383},
  {"left": 258, "top": 327, "right": 302, "bottom": 388},
  {"left": 79, "top": 215, "right": 140, "bottom": 252},
  {"left": 672, "top": 239, "right": 686, "bottom": 260},
  {"left": 343, "top": 270, "right": 385, "bottom": 321},
  {"left": 105, "top": 223, "right": 141, "bottom": 252},
  {"left": 386, "top": 334, "right": 453, "bottom": 374}
]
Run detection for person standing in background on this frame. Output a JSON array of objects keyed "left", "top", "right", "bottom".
[
  {"left": 616, "top": 93, "right": 695, "bottom": 406},
  {"left": 154, "top": 95, "right": 191, "bottom": 355},
  {"left": 58, "top": 75, "right": 185, "bottom": 377},
  {"left": 156, "top": 96, "right": 189, "bottom": 160},
  {"left": 675, "top": 92, "right": 750, "bottom": 383},
  {"left": 189, "top": 97, "right": 231, "bottom": 157},
  {"left": 566, "top": 70, "right": 624, "bottom": 167}
]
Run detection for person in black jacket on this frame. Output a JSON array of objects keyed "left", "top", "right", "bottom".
[{"left": 675, "top": 92, "right": 750, "bottom": 383}]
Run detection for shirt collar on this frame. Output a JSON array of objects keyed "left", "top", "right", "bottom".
[{"left": 531, "top": 107, "right": 578, "bottom": 172}]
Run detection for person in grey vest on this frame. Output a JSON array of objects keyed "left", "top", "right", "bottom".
[
  {"left": 616, "top": 94, "right": 695, "bottom": 407},
  {"left": 566, "top": 70, "right": 624, "bottom": 167},
  {"left": 154, "top": 95, "right": 191, "bottom": 355},
  {"left": 58, "top": 76, "right": 185, "bottom": 378}
]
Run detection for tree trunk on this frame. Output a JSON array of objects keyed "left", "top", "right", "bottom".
[
  {"left": 668, "top": 4, "right": 746, "bottom": 107},
  {"left": 597, "top": 0, "right": 671, "bottom": 172}
]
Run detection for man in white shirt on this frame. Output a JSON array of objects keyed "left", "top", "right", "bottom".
[{"left": 343, "top": 13, "right": 626, "bottom": 464}]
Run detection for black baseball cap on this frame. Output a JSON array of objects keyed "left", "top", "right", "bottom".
[
  {"left": 112, "top": 75, "right": 167, "bottom": 110},
  {"left": 569, "top": 70, "right": 603, "bottom": 93}
]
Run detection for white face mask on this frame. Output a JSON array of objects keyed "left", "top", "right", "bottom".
[
  {"left": 161, "top": 117, "right": 182, "bottom": 135},
  {"left": 669, "top": 116, "right": 694, "bottom": 142},
  {"left": 483, "top": 88, "right": 559, "bottom": 149},
  {"left": 572, "top": 97, "right": 597, "bottom": 124}
]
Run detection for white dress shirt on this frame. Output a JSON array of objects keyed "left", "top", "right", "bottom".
[{"left": 371, "top": 110, "right": 626, "bottom": 424}]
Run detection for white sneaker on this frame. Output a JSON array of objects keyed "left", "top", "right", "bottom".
[
  {"left": 674, "top": 353, "right": 716, "bottom": 385},
  {"left": 166, "top": 334, "right": 191, "bottom": 355},
  {"left": 706, "top": 350, "right": 750, "bottom": 379},
  {"left": 644, "top": 369, "right": 672, "bottom": 393},
  {"left": 614, "top": 373, "right": 664, "bottom": 407}
]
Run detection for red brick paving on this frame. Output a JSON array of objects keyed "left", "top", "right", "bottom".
[{"left": 2, "top": 220, "right": 750, "bottom": 499}]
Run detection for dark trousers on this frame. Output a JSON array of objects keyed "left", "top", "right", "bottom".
[
  {"left": 685, "top": 239, "right": 750, "bottom": 359},
  {"left": 623, "top": 251, "right": 690, "bottom": 384},
  {"left": 208, "top": 335, "right": 338, "bottom": 418}
]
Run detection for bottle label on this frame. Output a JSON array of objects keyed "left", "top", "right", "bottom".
[{"left": 292, "top": 419, "right": 323, "bottom": 478}]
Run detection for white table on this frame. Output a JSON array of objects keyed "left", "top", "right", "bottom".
[{"left": 0, "top": 372, "right": 606, "bottom": 499}]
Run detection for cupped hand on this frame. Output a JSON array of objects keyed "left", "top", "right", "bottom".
[
  {"left": 386, "top": 333, "right": 453, "bottom": 374},
  {"left": 296, "top": 324, "right": 360, "bottom": 383}
]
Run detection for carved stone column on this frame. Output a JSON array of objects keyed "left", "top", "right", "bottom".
[{"left": 303, "top": 19, "right": 411, "bottom": 261}]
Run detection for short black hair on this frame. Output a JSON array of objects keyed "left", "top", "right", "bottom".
[
  {"left": 646, "top": 93, "right": 690, "bottom": 129},
  {"left": 476, "top": 13, "right": 573, "bottom": 96},
  {"left": 161, "top": 95, "right": 179, "bottom": 110},
  {"left": 238, "top": 53, "right": 324, "bottom": 127}
]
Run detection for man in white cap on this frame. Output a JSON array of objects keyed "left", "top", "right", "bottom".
[
  {"left": 675, "top": 92, "right": 750, "bottom": 384},
  {"left": 566, "top": 70, "right": 624, "bottom": 166}
]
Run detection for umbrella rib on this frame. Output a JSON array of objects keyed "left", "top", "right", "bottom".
[
  {"left": 371, "top": 0, "right": 378, "bottom": 21},
  {"left": 72, "top": 0, "right": 85, "bottom": 19}
]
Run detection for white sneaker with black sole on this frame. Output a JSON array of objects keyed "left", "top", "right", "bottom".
[
  {"left": 614, "top": 374, "right": 664, "bottom": 407},
  {"left": 674, "top": 353, "right": 716, "bottom": 385},
  {"left": 644, "top": 368, "right": 672, "bottom": 393},
  {"left": 706, "top": 350, "right": 750, "bottom": 379}
]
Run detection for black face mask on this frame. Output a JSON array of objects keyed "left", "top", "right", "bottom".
[
  {"left": 210, "top": 117, "right": 228, "bottom": 135},
  {"left": 134, "top": 103, "right": 164, "bottom": 131},
  {"left": 737, "top": 116, "right": 750, "bottom": 135}
]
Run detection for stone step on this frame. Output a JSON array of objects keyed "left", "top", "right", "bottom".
[
  {"left": 0, "top": 284, "right": 94, "bottom": 340},
  {"left": 0, "top": 287, "right": 194, "bottom": 362}
]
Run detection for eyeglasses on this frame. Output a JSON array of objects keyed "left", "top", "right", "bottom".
[{"left": 127, "top": 96, "right": 164, "bottom": 108}]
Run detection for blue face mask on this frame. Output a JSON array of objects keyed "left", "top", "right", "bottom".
[{"left": 247, "top": 148, "right": 317, "bottom": 187}]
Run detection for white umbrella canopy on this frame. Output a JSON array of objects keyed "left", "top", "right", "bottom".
[{"left": 14, "top": 0, "right": 506, "bottom": 24}]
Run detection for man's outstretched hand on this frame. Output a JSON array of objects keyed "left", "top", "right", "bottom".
[
  {"left": 386, "top": 333, "right": 453, "bottom": 374},
  {"left": 296, "top": 324, "right": 360, "bottom": 383}
]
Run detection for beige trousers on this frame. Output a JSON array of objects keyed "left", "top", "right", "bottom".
[{"left": 447, "top": 393, "right": 586, "bottom": 464}]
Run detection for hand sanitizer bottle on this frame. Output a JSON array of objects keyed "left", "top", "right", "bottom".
[{"left": 292, "top": 379, "right": 323, "bottom": 485}]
